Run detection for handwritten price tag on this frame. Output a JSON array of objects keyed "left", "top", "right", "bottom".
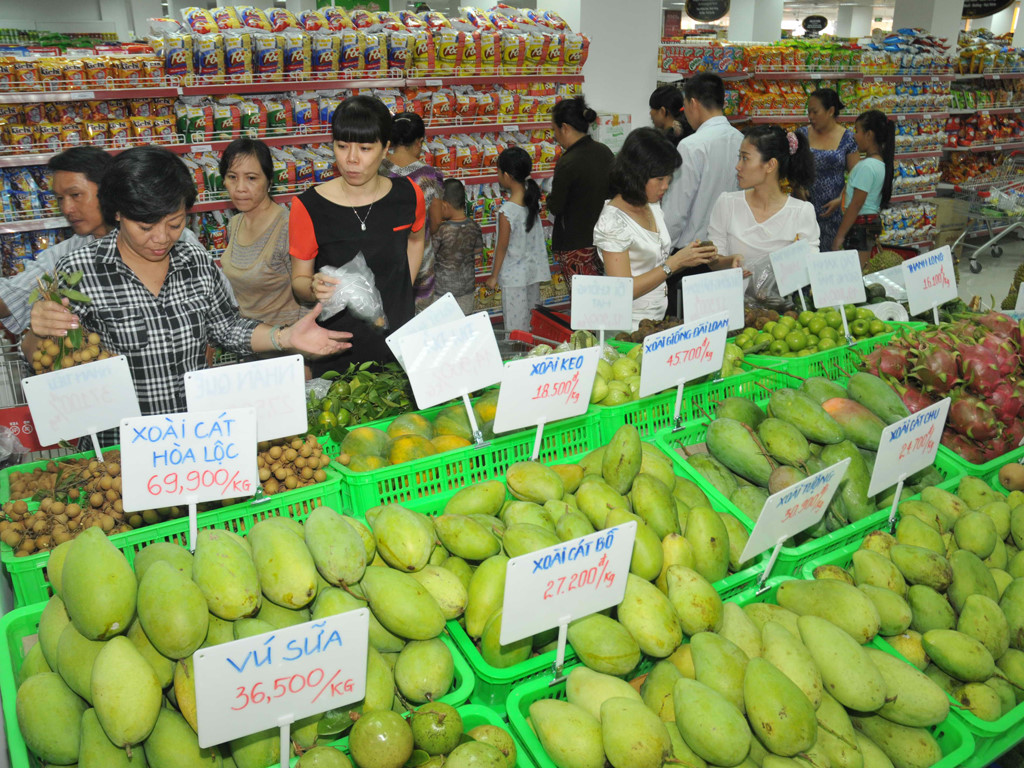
[
  {"left": 769, "top": 240, "right": 814, "bottom": 296},
  {"left": 868, "top": 398, "right": 950, "bottom": 497},
  {"left": 397, "top": 312, "right": 503, "bottom": 409},
  {"left": 22, "top": 355, "right": 140, "bottom": 449},
  {"left": 184, "top": 355, "right": 305, "bottom": 442},
  {"left": 902, "top": 246, "right": 957, "bottom": 317},
  {"left": 386, "top": 293, "right": 466, "bottom": 368},
  {"left": 119, "top": 408, "right": 258, "bottom": 513},
  {"left": 194, "top": 609, "right": 369, "bottom": 747},
  {"left": 570, "top": 275, "right": 633, "bottom": 332},
  {"left": 492, "top": 347, "right": 599, "bottom": 434},
  {"left": 682, "top": 268, "right": 744, "bottom": 329},
  {"left": 638, "top": 311, "right": 729, "bottom": 399},
  {"left": 740, "top": 458, "right": 851, "bottom": 563},
  {"left": 500, "top": 521, "right": 636, "bottom": 644},
  {"left": 806, "top": 250, "right": 866, "bottom": 307}
]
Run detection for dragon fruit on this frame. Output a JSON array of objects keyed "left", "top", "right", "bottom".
[
  {"left": 891, "top": 381, "right": 935, "bottom": 414},
  {"left": 987, "top": 381, "right": 1023, "bottom": 425},
  {"left": 972, "top": 310, "right": 1022, "bottom": 348},
  {"left": 940, "top": 428, "right": 987, "bottom": 465},
  {"left": 958, "top": 345, "right": 1003, "bottom": 397},
  {"left": 1004, "top": 419, "right": 1024, "bottom": 451},
  {"left": 861, "top": 347, "right": 908, "bottom": 381},
  {"left": 911, "top": 345, "right": 959, "bottom": 395},
  {"left": 949, "top": 391, "right": 1002, "bottom": 442},
  {"left": 978, "top": 333, "right": 1019, "bottom": 377}
]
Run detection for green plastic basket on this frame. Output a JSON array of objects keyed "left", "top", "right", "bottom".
[
  {"left": 938, "top": 443, "right": 1024, "bottom": 480},
  {"left": 0, "top": 467, "right": 344, "bottom": 608},
  {"left": 0, "top": 603, "right": 481, "bottom": 768},
  {"left": 0, "top": 446, "right": 100, "bottom": 503}
]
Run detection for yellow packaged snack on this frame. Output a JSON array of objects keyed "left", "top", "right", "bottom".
[
  {"left": 500, "top": 32, "right": 526, "bottom": 73},
  {"left": 282, "top": 29, "right": 311, "bottom": 75},
  {"left": 339, "top": 29, "right": 364, "bottom": 72},
  {"left": 435, "top": 28, "right": 463, "bottom": 74},
  {"left": 223, "top": 32, "right": 253, "bottom": 80},
  {"left": 129, "top": 116, "right": 155, "bottom": 142},
  {"left": 194, "top": 34, "right": 226, "bottom": 81}
]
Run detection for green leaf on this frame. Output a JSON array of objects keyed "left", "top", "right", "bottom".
[
  {"left": 63, "top": 270, "right": 84, "bottom": 287},
  {"left": 321, "top": 370, "right": 340, "bottom": 380},
  {"left": 359, "top": 361, "right": 374, "bottom": 371},
  {"left": 59, "top": 288, "right": 91, "bottom": 304},
  {"left": 27, "top": 289, "right": 38, "bottom": 304},
  {"left": 67, "top": 327, "right": 83, "bottom": 348},
  {"left": 404, "top": 750, "right": 432, "bottom": 768}
]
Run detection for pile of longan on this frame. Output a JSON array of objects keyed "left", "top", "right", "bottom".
[
  {"left": 7, "top": 456, "right": 93, "bottom": 499},
  {"left": 257, "top": 435, "right": 331, "bottom": 495},
  {"left": 30, "top": 332, "right": 113, "bottom": 374}
]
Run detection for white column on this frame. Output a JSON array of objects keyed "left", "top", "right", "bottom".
[
  {"left": 729, "top": 0, "right": 784, "bottom": 42},
  {"left": 971, "top": 6, "right": 1015, "bottom": 34},
  {"left": 891, "top": 0, "right": 964, "bottom": 44},
  {"left": 836, "top": 5, "right": 874, "bottom": 38}
]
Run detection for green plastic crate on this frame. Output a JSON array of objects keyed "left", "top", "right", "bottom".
[
  {"left": 0, "top": 604, "right": 480, "bottom": 768},
  {"left": 0, "top": 445, "right": 104, "bottom": 503},
  {"left": 938, "top": 443, "right": 1024, "bottom": 480},
  {"left": 0, "top": 466, "right": 344, "bottom": 608}
]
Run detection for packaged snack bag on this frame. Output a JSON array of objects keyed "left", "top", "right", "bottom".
[
  {"left": 12, "top": 60, "right": 38, "bottom": 89},
  {"left": 340, "top": 29, "right": 364, "bottom": 72},
  {"left": 322, "top": 6, "right": 353, "bottom": 30},
  {"left": 107, "top": 119, "right": 130, "bottom": 148},
  {"left": 387, "top": 31, "right": 413, "bottom": 71},
  {"left": 81, "top": 120, "right": 108, "bottom": 147},
  {"left": 318, "top": 96, "right": 341, "bottom": 125},
  {"left": 282, "top": 29, "right": 311, "bottom": 74},
  {"left": 237, "top": 98, "right": 265, "bottom": 135},
  {"left": 194, "top": 34, "right": 225, "bottom": 80},
  {"left": 454, "top": 90, "right": 474, "bottom": 118},
  {"left": 263, "top": 98, "right": 292, "bottom": 131},
  {"left": 163, "top": 35, "right": 193, "bottom": 78},
  {"left": 36, "top": 58, "right": 62, "bottom": 86},
  {"left": 153, "top": 115, "right": 176, "bottom": 142},
  {"left": 253, "top": 34, "right": 282, "bottom": 78},
  {"left": 239, "top": 6, "right": 272, "bottom": 31},
  {"left": 349, "top": 9, "right": 377, "bottom": 28},
  {"left": 129, "top": 116, "right": 155, "bottom": 143},
  {"left": 476, "top": 30, "right": 499, "bottom": 74},
  {"left": 564, "top": 33, "right": 589, "bottom": 70},
  {"left": 21, "top": 101, "right": 45, "bottom": 125},
  {"left": 421, "top": 11, "right": 451, "bottom": 29},
  {"left": 223, "top": 31, "right": 253, "bottom": 79},
  {"left": 33, "top": 123, "right": 61, "bottom": 152},
  {"left": 409, "top": 29, "right": 434, "bottom": 74},
  {"left": 431, "top": 90, "right": 455, "bottom": 120},
  {"left": 291, "top": 97, "right": 317, "bottom": 130},
  {"left": 458, "top": 31, "right": 479, "bottom": 74},
  {"left": 376, "top": 11, "right": 404, "bottom": 31},
  {"left": 140, "top": 56, "right": 165, "bottom": 85},
  {"left": 399, "top": 11, "right": 425, "bottom": 29},
  {"left": 298, "top": 10, "right": 328, "bottom": 32},
  {"left": 363, "top": 32, "right": 386, "bottom": 73},
  {"left": 182, "top": 7, "right": 218, "bottom": 35},
  {"left": 211, "top": 6, "right": 242, "bottom": 30},
  {"left": 212, "top": 102, "right": 240, "bottom": 139},
  {"left": 311, "top": 35, "right": 340, "bottom": 73},
  {"left": 435, "top": 28, "right": 464, "bottom": 74},
  {"left": 461, "top": 7, "right": 494, "bottom": 29},
  {"left": 176, "top": 101, "right": 207, "bottom": 142},
  {"left": 500, "top": 32, "right": 526, "bottom": 72},
  {"left": 268, "top": 8, "right": 299, "bottom": 32}
]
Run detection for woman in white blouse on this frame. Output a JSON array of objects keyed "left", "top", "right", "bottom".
[
  {"left": 708, "top": 124, "right": 820, "bottom": 310},
  {"left": 594, "top": 128, "right": 719, "bottom": 331}
]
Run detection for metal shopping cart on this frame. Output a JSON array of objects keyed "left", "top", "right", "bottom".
[
  {"left": 495, "top": 329, "right": 561, "bottom": 361},
  {"left": 950, "top": 152, "right": 1024, "bottom": 273}
]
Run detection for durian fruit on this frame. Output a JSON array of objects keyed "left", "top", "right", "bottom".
[
  {"left": 862, "top": 249, "right": 905, "bottom": 276},
  {"left": 1003, "top": 286, "right": 1019, "bottom": 310}
]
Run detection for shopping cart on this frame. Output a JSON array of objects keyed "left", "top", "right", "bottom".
[
  {"left": 950, "top": 152, "right": 1024, "bottom": 273},
  {"left": 495, "top": 329, "right": 560, "bottom": 361}
]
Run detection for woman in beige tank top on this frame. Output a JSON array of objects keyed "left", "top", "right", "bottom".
[{"left": 220, "top": 139, "right": 307, "bottom": 327}]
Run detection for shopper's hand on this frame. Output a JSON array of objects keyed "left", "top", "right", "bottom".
[
  {"left": 280, "top": 305, "right": 353, "bottom": 358},
  {"left": 669, "top": 241, "right": 718, "bottom": 271},
  {"left": 484, "top": 275, "right": 498, "bottom": 292},
  {"left": 729, "top": 256, "right": 752, "bottom": 279},
  {"left": 311, "top": 272, "right": 341, "bottom": 303},
  {"left": 30, "top": 297, "right": 78, "bottom": 337},
  {"left": 821, "top": 197, "right": 842, "bottom": 217},
  {"left": 831, "top": 237, "right": 844, "bottom": 251}
]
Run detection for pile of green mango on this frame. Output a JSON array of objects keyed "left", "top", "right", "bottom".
[
  {"left": 811, "top": 474, "right": 1024, "bottom": 726},
  {"left": 688, "top": 372, "right": 946, "bottom": 540},
  {"left": 526, "top": 574, "right": 955, "bottom": 768}
]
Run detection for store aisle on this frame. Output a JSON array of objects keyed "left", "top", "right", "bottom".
[{"left": 956, "top": 232, "right": 1024, "bottom": 308}]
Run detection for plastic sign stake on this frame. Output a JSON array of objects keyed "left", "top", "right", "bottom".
[
  {"left": 22, "top": 355, "right": 140, "bottom": 459},
  {"left": 119, "top": 408, "right": 258, "bottom": 552},
  {"left": 902, "top": 246, "right": 957, "bottom": 325},
  {"left": 194, "top": 609, "right": 369, "bottom": 763},
  {"left": 806, "top": 250, "right": 866, "bottom": 342},
  {"left": 570, "top": 276, "right": 633, "bottom": 342},
  {"left": 868, "top": 398, "right": 950, "bottom": 530},
  {"left": 741, "top": 458, "right": 851, "bottom": 590},
  {"left": 184, "top": 355, "right": 305, "bottom": 442},
  {"left": 397, "top": 312, "right": 503, "bottom": 413},
  {"left": 385, "top": 292, "right": 466, "bottom": 368},
  {"left": 682, "top": 268, "right": 744, "bottom": 330},
  {"left": 769, "top": 240, "right": 814, "bottom": 311},
  {"left": 501, "top": 521, "right": 636, "bottom": 677},
  {"left": 638, "top": 312, "right": 730, "bottom": 428},
  {"left": 492, "top": 347, "right": 599, "bottom": 459}
]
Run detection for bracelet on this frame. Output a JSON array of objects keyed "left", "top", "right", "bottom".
[{"left": 269, "top": 325, "right": 284, "bottom": 352}]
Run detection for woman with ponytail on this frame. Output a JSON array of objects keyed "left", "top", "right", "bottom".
[
  {"left": 484, "top": 147, "right": 550, "bottom": 331},
  {"left": 832, "top": 110, "right": 894, "bottom": 261},
  {"left": 707, "top": 124, "right": 819, "bottom": 310}
]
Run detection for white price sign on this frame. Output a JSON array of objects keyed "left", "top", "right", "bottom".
[
  {"left": 868, "top": 398, "right": 950, "bottom": 497},
  {"left": 500, "top": 522, "right": 636, "bottom": 644},
  {"left": 769, "top": 240, "right": 814, "bottom": 296},
  {"left": 194, "top": 610, "right": 369, "bottom": 747},
  {"left": 184, "top": 355, "right": 305, "bottom": 442},
  {"left": 492, "top": 347, "right": 599, "bottom": 434},
  {"left": 386, "top": 293, "right": 466, "bottom": 368},
  {"left": 22, "top": 355, "right": 140, "bottom": 449},
  {"left": 119, "top": 408, "right": 259, "bottom": 512},
  {"left": 570, "top": 275, "right": 633, "bottom": 332},
  {"left": 806, "top": 250, "right": 866, "bottom": 307},
  {"left": 902, "top": 246, "right": 958, "bottom": 317},
  {"left": 682, "top": 268, "right": 744, "bottom": 330},
  {"left": 397, "top": 313, "right": 503, "bottom": 409},
  {"left": 741, "top": 458, "right": 850, "bottom": 563},
  {"left": 638, "top": 312, "right": 730, "bottom": 399},
  {"left": 1015, "top": 286, "right": 1024, "bottom": 313}
]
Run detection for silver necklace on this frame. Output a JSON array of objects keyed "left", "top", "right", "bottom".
[{"left": 348, "top": 177, "right": 380, "bottom": 232}]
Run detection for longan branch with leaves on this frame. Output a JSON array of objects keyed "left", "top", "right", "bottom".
[{"left": 27, "top": 269, "right": 113, "bottom": 374}]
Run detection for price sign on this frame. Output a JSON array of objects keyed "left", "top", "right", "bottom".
[
  {"left": 769, "top": 240, "right": 814, "bottom": 296},
  {"left": 23, "top": 355, "right": 140, "bottom": 454},
  {"left": 639, "top": 311, "right": 729, "bottom": 399},
  {"left": 868, "top": 399, "right": 950, "bottom": 497},
  {"left": 806, "top": 250, "right": 866, "bottom": 308},
  {"left": 386, "top": 293, "right": 466, "bottom": 368},
  {"left": 902, "top": 246, "right": 957, "bottom": 318},
  {"left": 397, "top": 312, "right": 503, "bottom": 410},
  {"left": 682, "top": 268, "right": 744, "bottom": 330},
  {"left": 500, "top": 521, "right": 636, "bottom": 644},
  {"left": 194, "top": 609, "right": 369, "bottom": 747},
  {"left": 1015, "top": 286, "right": 1024, "bottom": 313},
  {"left": 570, "top": 275, "right": 633, "bottom": 332},
  {"left": 740, "top": 458, "right": 851, "bottom": 564},
  {"left": 184, "top": 355, "right": 305, "bottom": 442},
  {"left": 492, "top": 347, "right": 599, "bottom": 434},
  {"left": 119, "top": 408, "right": 258, "bottom": 513}
]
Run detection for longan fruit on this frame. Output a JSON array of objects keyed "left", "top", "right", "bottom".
[
  {"left": 98, "top": 350, "right": 110, "bottom": 360},
  {"left": 113, "top": 500, "right": 123, "bottom": 514},
  {"left": 63, "top": 336, "right": 74, "bottom": 349},
  {"left": 290, "top": 438, "right": 303, "bottom": 450},
  {"left": 72, "top": 350, "right": 82, "bottom": 363},
  {"left": 49, "top": 501, "right": 65, "bottom": 516},
  {"left": 31, "top": 361, "right": 42, "bottom": 373},
  {"left": 87, "top": 332, "right": 100, "bottom": 345},
  {"left": 67, "top": 518, "right": 81, "bottom": 532},
  {"left": 36, "top": 535, "right": 52, "bottom": 550},
  {"left": 284, "top": 476, "right": 298, "bottom": 490},
  {"left": 274, "top": 467, "right": 288, "bottom": 481},
  {"left": 99, "top": 476, "right": 112, "bottom": 491},
  {"left": 65, "top": 503, "right": 81, "bottom": 518},
  {"left": 268, "top": 446, "right": 283, "bottom": 460},
  {"left": 107, "top": 463, "right": 120, "bottom": 477},
  {"left": 99, "top": 515, "right": 115, "bottom": 532},
  {"left": 43, "top": 341, "right": 58, "bottom": 356},
  {"left": 264, "top": 479, "right": 280, "bottom": 495},
  {"left": 68, "top": 488, "right": 80, "bottom": 501},
  {"left": 90, "top": 492, "right": 104, "bottom": 509},
  {"left": 112, "top": 477, "right": 121, "bottom": 493},
  {"left": 61, "top": 357, "right": 74, "bottom": 369},
  {"left": 13, "top": 500, "right": 28, "bottom": 516},
  {"left": 128, "top": 514, "right": 143, "bottom": 528},
  {"left": 256, "top": 456, "right": 266, "bottom": 468},
  {"left": 142, "top": 509, "right": 160, "bottom": 524},
  {"left": 294, "top": 457, "right": 307, "bottom": 469},
  {"left": 283, "top": 448, "right": 298, "bottom": 463},
  {"left": 32, "top": 519, "right": 48, "bottom": 533},
  {"left": 52, "top": 529, "right": 71, "bottom": 545},
  {"left": 301, "top": 467, "right": 313, "bottom": 480},
  {"left": 299, "top": 444, "right": 313, "bottom": 458},
  {"left": 39, "top": 354, "right": 53, "bottom": 368},
  {"left": 259, "top": 468, "right": 271, "bottom": 482},
  {"left": 319, "top": 455, "right": 330, "bottom": 468},
  {"left": 314, "top": 469, "right": 327, "bottom": 482},
  {"left": 1, "top": 530, "right": 22, "bottom": 547},
  {"left": 105, "top": 489, "right": 118, "bottom": 503}
]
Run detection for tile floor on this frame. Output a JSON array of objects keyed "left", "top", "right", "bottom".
[{"left": 955, "top": 227, "right": 1024, "bottom": 310}]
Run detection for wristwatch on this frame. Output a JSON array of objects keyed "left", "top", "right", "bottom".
[{"left": 661, "top": 263, "right": 672, "bottom": 277}]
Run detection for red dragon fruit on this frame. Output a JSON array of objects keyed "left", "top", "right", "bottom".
[
  {"left": 940, "top": 428, "right": 987, "bottom": 465},
  {"left": 949, "top": 391, "right": 1002, "bottom": 442},
  {"left": 978, "top": 333, "right": 1019, "bottom": 377},
  {"left": 958, "top": 345, "right": 1003, "bottom": 397},
  {"left": 987, "top": 381, "right": 1023, "bottom": 425},
  {"left": 1004, "top": 418, "right": 1024, "bottom": 450},
  {"left": 861, "top": 347, "right": 908, "bottom": 381},
  {"left": 911, "top": 345, "right": 959, "bottom": 395},
  {"left": 891, "top": 381, "right": 935, "bottom": 413},
  {"left": 972, "top": 310, "right": 1022, "bottom": 348}
]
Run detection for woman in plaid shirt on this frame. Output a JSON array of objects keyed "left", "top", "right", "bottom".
[{"left": 23, "top": 147, "right": 350, "bottom": 442}]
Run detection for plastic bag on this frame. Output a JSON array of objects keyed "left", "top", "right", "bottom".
[
  {"left": 746, "top": 255, "right": 793, "bottom": 312},
  {"left": 0, "top": 426, "right": 29, "bottom": 468},
  {"left": 318, "top": 253, "right": 389, "bottom": 328},
  {"left": 305, "top": 378, "right": 331, "bottom": 399}
]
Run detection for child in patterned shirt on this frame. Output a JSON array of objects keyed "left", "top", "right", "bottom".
[{"left": 434, "top": 179, "right": 483, "bottom": 314}]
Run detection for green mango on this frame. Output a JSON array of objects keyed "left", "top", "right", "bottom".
[
  {"left": 253, "top": 600, "right": 308, "bottom": 630},
  {"left": 858, "top": 585, "right": 912, "bottom": 636},
  {"left": 895, "top": 515, "right": 946, "bottom": 556},
  {"left": 17, "top": 642, "right": 51, "bottom": 687},
  {"left": 855, "top": 731, "right": 897, "bottom": 768},
  {"left": 361, "top": 567, "right": 445, "bottom": 640},
  {"left": 639, "top": 443, "right": 676, "bottom": 489},
  {"left": 507, "top": 461, "right": 565, "bottom": 503},
  {"left": 761, "top": 621, "right": 823, "bottom": 709},
  {"left": 777, "top": 579, "right": 881, "bottom": 644},
  {"left": 602, "top": 425, "right": 643, "bottom": 495},
  {"left": 907, "top": 585, "right": 957, "bottom": 633},
  {"left": 852, "top": 549, "right": 907, "bottom": 596},
  {"left": 744, "top": 657, "right": 817, "bottom": 756},
  {"left": 502, "top": 523, "right": 560, "bottom": 557},
  {"left": 295, "top": 747, "right": 352, "bottom": 768},
  {"left": 985, "top": 538, "right": 1009, "bottom": 571},
  {"left": 992, "top": 568, "right": 1014, "bottom": 599},
  {"left": 954, "top": 512, "right": 998, "bottom": 560},
  {"left": 743, "top": 603, "right": 801, "bottom": 637},
  {"left": 444, "top": 480, "right": 507, "bottom": 516},
  {"left": 920, "top": 486, "right": 969, "bottom": 524},
  {"left": 440, "top": 556, "right": 473, "bottom": 593},
  {"left": 758, "top": 417, "right": 811, "bottom": 468},
  {"left": 997, "top": 648, "right": 1024, "bottom": 702},
  {"left": 947, "top": 550, "right": 998, "bottom": 616},
  {"left": 691, "top": 631, "right": 748, "bottom": 713},
  {"left": 715, "top": 396, "right": 767, "bottom": 428},
  {"left": 501, "top": 501, "right": 555, "bottom": 531},
  {"left": 889, "top": 545, "right": 952, "bottom": 592},
  {"left": 861, "top": 530, "right": 898, "bottom": 558},
  {"left": 369, "top": 504, "right": 435, "bottom": 573},
  {"left": 464, "top": 555, "right": 507, "bottom": 639},
  {"left": 552, "top": 463, "right": 585, "bottom": 494},
  {"left": 566, "top": 665, "right": 644, "bottom": 722},
  {"left": 687, "top": 453, "right": 739, "bottom": 499},
  {"left": 409, "top": 565, "right": 467, "bottom": 621},
  {"left": 815, "top": 564, "right": 855, "bottom": 585},
  {"left": 143, "top": 706, "right": 222, "bottom": 767},
  {"left": 434, "top": 514, "right": 501, "bottom": 560},
  {"left": 958, "top": 475, "right": 1002, "bottom": 510},
  {"left": 673, "top": 678, "right": 751, "bottom": 766},
  {"left": 684, "top": 506, "right": 731, "bottom": 583},
  {"left": 567, "top": 614, "right": 641, "bottom": 676},
  {"left": 767, "top": 388, "right": 844, "bottom": 444},
  {"left": 849, "top": 714, "right": 942, "bottom": 768},
  {"left": 605, "top": 509, "right": 663, "bottom": 582},
  {"left": 922, "top": 629, "right": 995, "bottom": 682},
  {"left": 80, "top": 707, "right": 148, "bottom": 768},
  {"left": 706, "top": 418, "right": 774, "bottom": 487},
  {"left": 664, "top": 722, "right": 709, "bottom": 768},
  {"left": 479, "top": 608, "right": 531, "bottom": 668},
  {"left": 137, "top": 560, "right": 208, "bottom": 660},
  {"left": 953, "top": 682, "right": 1003, "bottom": 722},
  {"left": 798, "top": 615, "right": 886, "bottom": 712},
  {"left": 719, "top": 602, "right": 762, "bottom": 660},
  {"left": 800, "top": 377, "right": 848, "bottom": 405},
  {"left": 342, "top": 516, "right": 376, "bottom": 563},
  {"left": 600, "top": 697, "right": 672, "bottom": 768},
  {"left": 865, "top": 648, "right": 949, "bottom": 727},
  {"left": 394, "top": 638, "right": 454, "bottom": 703},
  {"left": 985, "top": 675, "right": 1017, "bottom": 716},
  {"left": 133, "top": 541, "right": 193, "bottom": 583},
  {"left": 231, "top": 727, "right": 287, "bottom": 768},
  {"left": 555, "top": 509, "right": 595, "bottom": 542},
  {"left": 821, "top": 397, "right": 885, "bottom": 450},
  {"left": 304, "top": 506, "right": 367, "bottom": 586},
  {"left": 56, "top": 621, "right": 105, "bottom": 703},
  {"left": 719, "top": 513, "right": 753, "bottom": 572},
  {"left": 578, "top": 445, "right": 606, "bottom": 476},
  {"left": 446, "top": 742, "right": 505, "bottom": 768},
  {"left": 821, "top": 441, "right": 874, "bottom": 523},
  {"left": 640, "top": 660, "right": 682, "bottom": 721},
  {"left": 957, "top": 593, "right": 1009, "bottom": 660},
  {"left": 630, "top": 473, "right": 679, "bottom": 539},
  {"left": 846, "top": 372, "right": 910, "bottom": 424},
  {"left": 674, "top": 476, "right": 710, "bottom": 510},
  {"left": 815, "top": 691, "right": 861, "bottom": 768},
  {"left": 576, "top": 478, "right": 630, "bottom": 529},
  {"left": 897, "top": 499, "right": 949, "bottom": 534},
  {"left": 232, "top": 618, "right": 275, "bottom": 641},
  {"left": 529, "top": 699, "right": 604, "bottom": 768},
  {"left": 203, "top": 613, "right": 235, "bottom": 648},
  {"left": 193, "top": 529, "right": 261, "bottom": 620},
  {"left": 731, "top": 486, "right": 770, "bottom": 523},
  {"left": 981, "top": 500, "right": 1012, "bottom": 539},
  {"left": 16, "top": 672, "right": 87, "bottom": 764},
  {"left": 62, "top": 527, "right": 137, "bottom": 640},
  {"left": 91, "top": 635, "right": 162, "bottom": 748},
  {"left": 618, "top": 574, "right": 682, "bottom": 658},
  {"left": 665, "top": 566, "right": 723, "bottom": 636},
  {"left": 38, "top": 594, "right": 70, "bottom": 670}
]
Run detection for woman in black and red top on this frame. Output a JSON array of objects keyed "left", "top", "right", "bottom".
[{"left": 290, "top": 95, "right": 426, "bottom": 376}]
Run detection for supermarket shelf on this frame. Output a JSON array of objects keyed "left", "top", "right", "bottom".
[
  {"left": 0, "top": 86, "right": 180, "bottom": 104},
  {"left": 0, "top": 215, "right": 66, "bottom": 234},
  {"left": 424, "top": 120, "right": 551, "bottom": 137},
  {"left": 894, "top": 150, "right": 945, "bottom": 160},
  {"left": 457, "top": 169, "right": 555, "bottom": 185},
  {"left": 954, "top": 72, "right": 1024, "bottom": 79},
  {"left": 178, "top": 76, "right": 405, "bottom": 97},
  {"left": 949, "top": 106, "right": 1023, "bottom": 116},
  {"left": 892, "top": 112, "right": 951, "bottom": 121},
  {"left": 890, "top": 189, "right": 938, "bottom": 203},
  {"left": 877, "top": 238, "right": 935, "bottom": 249},
  {"left": 406, "top": 74, "right": 583, "bottom": 87},
  {"left": 861, "top": 74, "right": 956, "bottom": 82},
  {"left": 945, "top": 141, "right": 1024, "bottom": 153}
]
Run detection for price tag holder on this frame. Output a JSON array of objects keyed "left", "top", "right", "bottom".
[
  {"left": 570, "top": 275, "right": 634, "bottom": 345},
  {"left": 682, "top": 268, "right": 744, "bottom": 330},
  {"left": 501, "top": 521, "right": 636, "bottom": 677},
  {"left": 806, "top": 250, "right": 866, "bottom": 342},
  {"left": 119, "top": 408, "right": 258, "bottom": 552},
  {"left": 868, "top": 398, "right": 951, "bottom": 530},
  {"left": 902, "top": 246, "right": 957, "bottom": 324},
  {"left": 741, "top": 458, "right": 851, "bottom": 589},
  {"left": 492, "top": 347, "right": 599, "bottom": 458},
  {"left": 769, "top": 240, "right": 814, "bottom": 310},
  {"left": 397, "top": 312, "right": 503, "bottom": 442},
  {"left": 194, "top": 609, "right": 369, "bottom": 765},
  {"left": 184, "top": 355, "right": 305, "bottom": 442},
  {"left": 639, "top": 311, "right": 729, "bottom": 428},
  {"left": 385, "top": 293, "right": 466, "bottom": 368},
  {"left": 23, "top": 355, "right": 140, "bottom": 459}
]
